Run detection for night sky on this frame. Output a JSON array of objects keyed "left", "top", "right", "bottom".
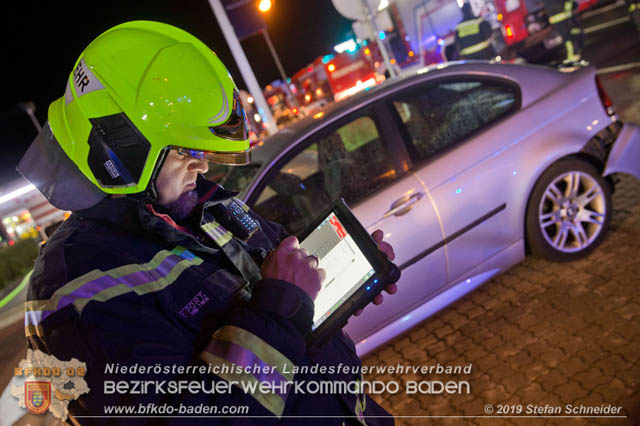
[{"left": 1, "top": 0, "right": 353, "bottom": 185}]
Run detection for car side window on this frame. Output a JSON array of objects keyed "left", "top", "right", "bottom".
[
  {"left": 253, "top": 116, "right": 395, "bottom": 235},
  {"left": 393, "top": 79, "right": 517, "bottom": 161}
]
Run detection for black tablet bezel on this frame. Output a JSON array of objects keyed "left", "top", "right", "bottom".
[{"left": 298, "top": 198, "right": 400, "bottom": 347}]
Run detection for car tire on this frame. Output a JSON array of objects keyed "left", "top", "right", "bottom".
[{"left": 526, "top": 158, "right": 612, "bottom": 262}]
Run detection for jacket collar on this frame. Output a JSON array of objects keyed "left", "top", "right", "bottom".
[{"left": 75, "top": 176, "right": 237, "bottom": 231}]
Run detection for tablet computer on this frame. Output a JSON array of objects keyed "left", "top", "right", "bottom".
[{"left": 298, "top": 198, "right": 400, "bottom": 346}]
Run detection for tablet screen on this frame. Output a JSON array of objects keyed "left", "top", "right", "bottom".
[{"left": 300, "top": 212, "right": 376, "bottom": 330}]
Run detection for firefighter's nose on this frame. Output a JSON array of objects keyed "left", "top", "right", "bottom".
[{"left": 189, "top": 157, "right": 209, "bottom": 174}]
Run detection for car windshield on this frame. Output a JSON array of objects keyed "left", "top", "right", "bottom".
[{"left": 205, "top": 162, "right": 262, "bottom": 193}]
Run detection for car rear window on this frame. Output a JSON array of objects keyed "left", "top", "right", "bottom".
[{"left": 393, "top": 78, "right": 517, "bottom": 161}]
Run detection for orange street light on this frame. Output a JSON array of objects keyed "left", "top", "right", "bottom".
[{"left": 258, "top": 0, "right": 272, "bottom": 12}]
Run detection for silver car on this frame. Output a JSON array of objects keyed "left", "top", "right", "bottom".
[{"left": 209, "top": 61, "right": 640, "bottom": 355}]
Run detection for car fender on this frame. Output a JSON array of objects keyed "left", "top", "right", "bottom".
[{"left": 604, "top": 123, "right": 640, "bottom": 180}]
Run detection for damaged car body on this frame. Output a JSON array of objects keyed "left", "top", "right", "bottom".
[{"left": 208, "top": 61, "right": 640, "bottom": 355}]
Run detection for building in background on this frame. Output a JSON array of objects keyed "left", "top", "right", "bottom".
[{"left": 0, "top": 179, "right": 68, "bottom": 244}]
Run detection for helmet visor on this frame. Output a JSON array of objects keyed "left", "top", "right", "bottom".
[
  {"left": 172, "top": 147, "right": 251, "bottom": 166},
  {"left": 209, "top": 89, "right": 249, "bottom": 142},
  {"left": 173, "top": 89, "right": 252, "bottom": 166}
]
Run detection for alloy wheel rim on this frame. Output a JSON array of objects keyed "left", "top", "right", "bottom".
[{"left": 538, "top": 171, "right": 606, "bottom": 253}]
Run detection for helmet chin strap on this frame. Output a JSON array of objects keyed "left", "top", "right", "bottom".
[{"left": 131, "top": 148, "right": 169, "bottom": 205}]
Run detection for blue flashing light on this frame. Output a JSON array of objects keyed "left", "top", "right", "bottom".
[
  {"left": 366, "top": 286, "right": 371, "bottom": 291},
  {"left": 379, "top": 31, "right": 386, "bottom": 40},
  {"left": 373, "top": 279, "right": 378, "bottom": 284},
  {"left": 322, "top": 54, "right": 335, "bottom": 64},
  {"left": 456, "top": 188, "right": 463, "bottom": 194}
]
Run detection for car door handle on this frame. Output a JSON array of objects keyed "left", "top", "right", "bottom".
[{"left": 383, "top": 192, "right": 425, "bottom": 218}]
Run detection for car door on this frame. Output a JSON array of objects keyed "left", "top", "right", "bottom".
[
  {"left": 247, "top": 107, "right": 447, "bottom": 342},
  {"left": 388, "top": 76, "right": 521, "bottom": 284}
]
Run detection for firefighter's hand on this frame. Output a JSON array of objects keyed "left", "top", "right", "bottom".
[
  {"left": 354, "top": 229, "right": 398, "bottom": 316},
  {"left": 262, "top": 236, "right": 326, "bottom": 301}
]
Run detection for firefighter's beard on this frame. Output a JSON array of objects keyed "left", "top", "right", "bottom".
[{"left": 166, "top": 190, "right": 199, "bottom": 221}]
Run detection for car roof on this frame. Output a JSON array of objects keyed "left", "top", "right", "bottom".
[{"left": 248, "top": 60, "right": 571, "bottom": 167}]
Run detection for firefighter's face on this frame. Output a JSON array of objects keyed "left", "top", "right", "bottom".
[{"left": 156, "top": 149, "right": 209, "bottom": 206}]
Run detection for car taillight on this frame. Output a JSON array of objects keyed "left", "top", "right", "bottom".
[
  {"left": 505, "top": 24, "right": 514, "bottom": 39},
  {"left": 595, "top": 76, "right": 615, "bottom": 116}
]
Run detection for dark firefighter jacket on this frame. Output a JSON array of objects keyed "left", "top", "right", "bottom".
[
  {"left": 454, "top": 16, "right": 493, "bottom": 58},
  {"left": 25, "top": 176, "right": 393, "bottom": 425},
  {"left": 542, "top": 0, "right": 576, "bottom": 25}
]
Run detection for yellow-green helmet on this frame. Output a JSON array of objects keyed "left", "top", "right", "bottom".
[{"left": 47, "top": 21, "right": 250, "bottom": 197}]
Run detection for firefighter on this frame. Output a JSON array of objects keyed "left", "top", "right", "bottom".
[
  {"left": 542, "top": 0, "right": 584, "bottom": 62},
  {"left": 17, "top": 21, "right": 397, "bottom": 424},
  {"left": 627, "top": 0, "right": 640, "bottom": 31},
  {"left": 454, "top": 2, "right": 496, "bottom": 60}
]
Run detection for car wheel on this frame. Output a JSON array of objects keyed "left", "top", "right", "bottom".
[{"left": 526, "top": 158, "right": 612, "bottom": 262}]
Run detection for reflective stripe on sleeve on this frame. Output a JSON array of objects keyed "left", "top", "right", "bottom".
[
  {"left": 24, "top": 247, "right": 202, "bottom": 334},
  {"left": 201, "top": 221, "right": 233, "bottom": 247},
  {"left": 549, "top": 10, "right": 572, "bottom": 24},
  {"left": 210, "top": 326, "right": 294, "bottom": 381},
  {"left": 456, "top": 18, "right": 482, "bottom": 37},
  {"left": 24, "top": 325, "right": 44, "bottom": 338},
  {"left": 354, "top": 376, "right": 368, "bottom": 425},
  {"left": 199, "top": 325, "right": 295, "bottom": 417},
  {"left": 460, "top": 39, "right": 491, "bottom": 55}
]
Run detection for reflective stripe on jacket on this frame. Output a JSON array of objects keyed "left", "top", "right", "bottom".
[
  {"left": 460, "top": 39, "right": 492, "bottom": 56},
  {"left": 455, "top": 17, "right": 492, "bottom": 57},
  {"left": 544, "top": 0, "right": 575, "bottom": 24},
  {"left": 25, "top": 176, "right": 394, "bottom": 425}
]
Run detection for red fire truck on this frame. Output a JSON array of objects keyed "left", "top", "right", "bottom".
[
  {"left": 262, "top": 81, "right": 301, "bottom": 128},
  {"left": 493, "top": 0, "right": 600, "bottom": 54},
  {"left": 291, "top": 46, "right": 383, "bottom": 110}
]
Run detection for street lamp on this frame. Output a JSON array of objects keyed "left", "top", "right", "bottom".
[
  {"left": 257, "top": 0, "right": 285, "bottom": 82},
  {"left": 208, "top": 0, "right": 278, "bottom": 134},
  {"left": 257, "top": 0, "right": 299, "bottom": 107},
  {"left": 21, "top": 101, "right": 41, "bottom": 133},
  {"left": 258, "top": 0, "right": 271, "bottom": 12}
]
